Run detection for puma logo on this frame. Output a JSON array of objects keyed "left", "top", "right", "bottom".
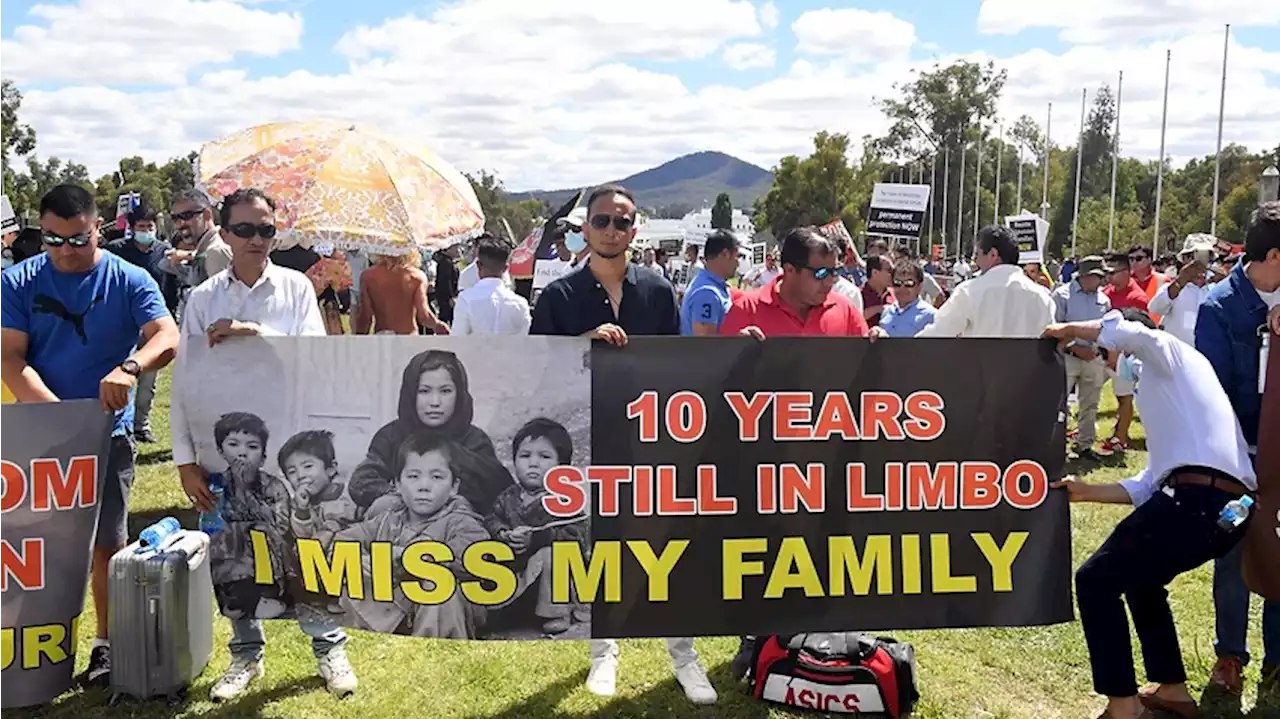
[{"left": 32, "top": 292, "right": 105, "bottom": 345}]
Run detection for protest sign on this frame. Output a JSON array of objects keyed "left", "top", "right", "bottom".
[
  {"left": 866, "top": 184, "right": 931, "bottom": 239},
  {"left": 1, "top": 400, "right": 112, "bottom": 708},
  {"left": 175, "top": 336, "right": 1072, "bottom": 641},
  {"left": 1005, "top": 213, "right": 1048, "bottom": 265},
  {"left": 1, "top": 195, "right": 16, "bottom": 235},
  {"left": 752, "top": 243, "right": 767, "bottom": 266},
  {"left": 533, "top": 259, "right": 572, "bottom": 289},
  {"left": 1245, "top": 328, "right": 1280, "bottom": 601}
]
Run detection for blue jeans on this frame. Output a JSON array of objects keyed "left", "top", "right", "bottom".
[
  {"left": 229, "top": 614, "right": 347, "bottom": 662},
  {"left": 1213, "top": 540, "right": 1280, "bottom": 667}
]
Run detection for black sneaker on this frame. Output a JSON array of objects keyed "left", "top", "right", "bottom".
[
  {"left": 79, "top": 644, "right": 111, "bottom": 687},
  {"left": 730, "top": 636, "right": 756, "bottom": 681},
  {"left": 135, "top": 426, "right": 156, "bottom": 443}
]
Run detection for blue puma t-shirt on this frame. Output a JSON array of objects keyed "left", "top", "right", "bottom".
[{"left": 1, "top": 252, "right": 169, "bottom": 435}]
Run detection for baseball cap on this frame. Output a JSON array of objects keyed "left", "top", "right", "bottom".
[
  {"left": 1076, "top": 255, "right": 1107, "bottom": 278},
  {"left": 557, "top": 207, "right": 588, "bottom": 231}
]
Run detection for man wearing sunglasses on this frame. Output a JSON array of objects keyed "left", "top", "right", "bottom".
[
  {"left": 873, "top": 260, "right": 938, "bottom": 338},
  {"left": 169, "top": 188, "right": 354, "bottom": 702},
  {"left": 719, "top": 226, "right": 869, "bottom": 338},
  {"left": 1126, "top": 244, "right": 1168, "bottom": 324},
  {"left": 530, "top": 186, "right": 706, "bottom": 701},
  {"left": 160, "top": 189, "right": 232, "bottom": 293},
  {"left": 1, "top": 184, "right": 179, "bottom": 688}
]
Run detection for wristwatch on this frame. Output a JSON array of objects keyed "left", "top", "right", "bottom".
[{"left": 119, "top": 359, "right": 143, "bottom": 377}]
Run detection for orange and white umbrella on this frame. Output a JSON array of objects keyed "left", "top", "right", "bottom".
[{"left": 196, "top": 120, "right": 484, "bottom": 254}]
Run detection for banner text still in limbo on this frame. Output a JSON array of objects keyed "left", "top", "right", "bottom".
[{"left": 542, "top": 389, "right": 1051, "bottom": 518}]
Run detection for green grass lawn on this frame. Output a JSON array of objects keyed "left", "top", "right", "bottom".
[{"left": 12, "top": 371, "right": 1273, "bottom": 718}]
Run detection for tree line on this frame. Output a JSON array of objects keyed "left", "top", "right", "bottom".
[{"left": 752, "top": 60, "right": 1280, "bottom": 259}]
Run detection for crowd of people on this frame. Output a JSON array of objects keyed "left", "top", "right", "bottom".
[{"left": 1, "top": 180, "right": 1279, "bottom": 718}]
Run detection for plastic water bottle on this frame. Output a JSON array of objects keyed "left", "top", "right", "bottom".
[
  {"left": 199, "top": 473, "right": 226, "bottom": 535},
  {"left": 1217, "top": 495, "right": 1255, "bottom": 532},
  {"left": 137, "top": 517, "right": 181, "bottom": 551}
]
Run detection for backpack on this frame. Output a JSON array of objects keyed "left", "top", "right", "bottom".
[{"left": 747, "top": 633, "right": 920, "bottom": 717}]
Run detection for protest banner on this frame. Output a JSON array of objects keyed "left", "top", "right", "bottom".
[
  {"left": 866, "top": 184, "right": 931, "bottom": 240},
  {"left": 1245, "top": 327, "right": 1280, "bottom": 601},
  {"left": 1, "top": 195, "right": 17, "bottom": 235},
  {"left": 533, "top": 258, "right": 572, "bottom": 289},
  {"left": 174, "top": 336, "right": 1072, "bottom": 641},
  {"left": 1, "top": 400, "right": 112, "bottom": 708},
  {"left": 1005, "top": 213, "right": 1048, "bottom": 265}
]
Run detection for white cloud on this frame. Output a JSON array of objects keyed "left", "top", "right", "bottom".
[
  {"left": 5, "top": 1, "right": 1278, "bottom": 193},
  {"left": 977, "top": 0, "right": 1280, "bottom": 43},
  {"left": 0, "top": 0, "right": 304, "bottom": 85},
  {"left": 724, "top": 43, "right": 776, "bottom": 70},
  {"left": 792, "top": 8, "right": 917, "bottom": 63},
  {"left": 758, "top": 2, "right": 779, "bottom": 30}
]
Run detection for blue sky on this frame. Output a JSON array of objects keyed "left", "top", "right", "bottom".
[{"left": 2, "top": 0, "right": 1276, "bottom": 190}]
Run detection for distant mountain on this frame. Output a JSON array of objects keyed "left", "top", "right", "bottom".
[{"left": 515, "top": 151, "right": 774, "bottom": 214}]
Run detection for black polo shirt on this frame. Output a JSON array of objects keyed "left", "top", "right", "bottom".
[{"left": 530, "top": 260, "right": 680, "bottom": 337}]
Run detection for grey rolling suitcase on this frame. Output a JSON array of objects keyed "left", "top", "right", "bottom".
[{"left": 108, "top": 529, "right": 215, "bottom": 704}]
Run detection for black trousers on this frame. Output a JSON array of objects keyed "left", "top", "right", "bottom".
[{"left": 1076, "top": 481, "right": 1247, "bottom": 697}]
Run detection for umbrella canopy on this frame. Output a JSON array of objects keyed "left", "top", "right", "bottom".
[{"left": 196, "top": 120, "right": 484, "bottom": 255}]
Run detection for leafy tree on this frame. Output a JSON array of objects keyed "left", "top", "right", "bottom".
[
  {"left": 710, "top": 192, "right": 732, "bottom": 229},
  {"left": 753, "top": 132, "right": 872, "bottom": 239},
  {"left": 2, "top": 80, "right": 38, "bottom": 203},
  {"left": 466, "top": 170, "right": 540, "bottom": 242}
]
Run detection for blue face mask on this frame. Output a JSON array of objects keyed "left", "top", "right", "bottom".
[
  {"left": 1118, "top": 354, "right": 1142, "bottom": 384},
  {"left": 133, "top": 231, "right": 157, "bottom": 246},
  {"left": 564, "top": 231, "right": 586, "bottom": 253}
]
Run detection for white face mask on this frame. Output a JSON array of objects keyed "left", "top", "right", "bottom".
[{"left": 564, "top": 231, "right": 586, "bottom": 253}]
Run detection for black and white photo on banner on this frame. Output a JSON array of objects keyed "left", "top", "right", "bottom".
[{"left": 172, "top": 335, "right": 592, "bottom": 640}]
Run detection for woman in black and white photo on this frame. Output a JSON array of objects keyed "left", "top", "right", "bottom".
[{"left": 348, "top": 349, "right": 513, "bottom": 516}]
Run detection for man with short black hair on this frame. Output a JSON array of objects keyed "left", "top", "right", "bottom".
[
  {"left": 452, "top": 234, "right": 530, "bottom": 336},
  {"left": 1101, "top": 252, "right": 1150, "bottom": 454},
  {"left": 681, "top": 229, "right": 740, "bottom": 335},
  {"left": 720, "top": 226, "right": 868, "bottom": 338},
  {"left": 1, "top": 184, "right": 179, "bottom": 687},
  {"left": 680, "top": 242, "right": 704, "bottom": 298},
  {"left": 873, "top": 260, "right": 937, "bottom": 337},
  {"left": 861, "top": 255, "right": 893, "bottom": 326},
  {"left": 529, "top": 186, "right": 710, "bottom": 703},
  {"left": 1196, "top": 201, "right": 1280, "bottom": 703},
  {"left": 162, "top": 188, "right": 231, "bottom": 289},
  {"left": 105, "top": 204, "right": 175, "bottom": 442},
  {"left": 1127, "top": 243, "right": 1167, "bottom": 322},
  {"left": 918, "top": 225, "right": 1055, "bottom": 338}
]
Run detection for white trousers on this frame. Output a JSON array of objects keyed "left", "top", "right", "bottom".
[{"left": 590, "top": 637, "right": 698, "bottom": 668}]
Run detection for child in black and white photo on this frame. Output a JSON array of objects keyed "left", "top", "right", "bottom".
[
  {"left": 281, "top": 429, "right": 361, "bottom": 614},
  {"left": 336, "top": 433, "right": 490, "bottom": 637},
  {"left": 208, "top": 411, "right": 295, "bottom": 619},
  {"left": 485, "top": 418, "right": 589, "bottom": 635}
]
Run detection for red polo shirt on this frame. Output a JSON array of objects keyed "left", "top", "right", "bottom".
[
  {"left": 719, "top": 278, "right": 869, "bottom": 337},
  {"left": 1104, "top": 278, "right": 1150, "bottom": 313}
]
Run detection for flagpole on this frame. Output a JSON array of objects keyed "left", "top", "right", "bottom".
[
  {"left": 956, "top": 142, "right": 966, "bottom": 259},
  {"left": 1211, "top": 24, "right": 1229, "bottom": 236},
  {"left": 1041, "top": 103, "right": 1052, "bottom": 217},
  {"left": 1071, "top": 88, "right": 1086, "bottom": 258},
  {"left": 1108, "top": 70, "right": 1123, "bottom": 251},
  {"left": 929, "top": 152, "right": 938, "bottom": 246},
  {"left": 993, "top": 123, "right": 1003, "bottom": 224},
  {"left": 1016, "top": 141, "right": 1024, "bottom": 213},
  {"left": 973, "top": 124, "right": 983, "bottom": 244},
  {"left": 942, "top": 147, "right": 950, "bottom": 259},
  {"left": 1153, "top": 49, "right": 1171, "bottom": 256}
]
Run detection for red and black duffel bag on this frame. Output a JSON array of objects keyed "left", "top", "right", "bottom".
[{"left": 747, "top": 633, "right": 920, "bottom": 716}]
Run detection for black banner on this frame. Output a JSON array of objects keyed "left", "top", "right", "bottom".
[
  {"left": 1008, "top": 218, "right": 1038, "bottom": 255},
  {"left": 865, "top": 208, "right": 926, "bottom": 239},
  {"left": 587, "top": 337, "right": 1072, "bottom": 636}
]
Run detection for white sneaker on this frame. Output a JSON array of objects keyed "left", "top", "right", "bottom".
[
  {"left": 318, "top": 647, "right": 358, "bottom": 697},
  {"left": 674, "top": 661, "right": 718, "bottom": 705},
  {"left": 586, "top": 655, "right": 617, "bottom": 697},
  {"left": 210, "top": 657, "right": 264, "bottom": 702}
]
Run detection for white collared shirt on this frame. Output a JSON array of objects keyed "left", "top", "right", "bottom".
[
  {"left": 170, "top": 262, "right": 324, "bottom": 465},
  {"left": 452, "top": 276, "right": 531, "bottom": 336},
  {"left": 1097, "top": 311, "right": 1258, "bottom": 506},
  {"left": 1147, "top": 280, "right": 1208, "bottom": 347},
  {"left": 917, "top": 264, "right": 1055, "bottom": 338},
  {"left": 458, "top": 260, "right": 512, "bottom": 291}
]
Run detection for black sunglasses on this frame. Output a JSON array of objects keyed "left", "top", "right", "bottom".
[
  {"left": 1128, "top": 254, "right": 1148, "bottom": 262},
  {"left": 589, "top": 214, "right": 635, "bottom": 231},
  {"left": 172, "top": 209, "right": 204, "bottom": 221},
  {"left": 227, "top": 223, "right": 278, "bottom": 240},
  {"left": 792, "top": 263, "right": 836, "bottom": 281},
  {"left": 892, "top": 279, "right": 918, "bottom": 288},
  {"left": 42, "top": 231, "right": 93, "bottom": 248}
]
